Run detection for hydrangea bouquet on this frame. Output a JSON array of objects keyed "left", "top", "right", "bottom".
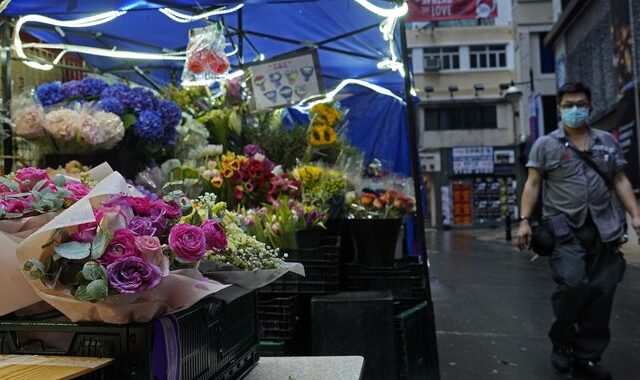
[
  {"left": 13, "top": 78, "right": 182, "bottom": 157},
  {"left": 16, "top": 172, "right": 227, "bottom": 323}
]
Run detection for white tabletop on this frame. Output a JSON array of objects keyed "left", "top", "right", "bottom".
[{"left": 244, "top": 356, "right": 364, "bottom": 380}]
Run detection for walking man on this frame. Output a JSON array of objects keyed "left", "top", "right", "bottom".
[{"left": 516, "top": 82, "right": 640, "bottom": 379}]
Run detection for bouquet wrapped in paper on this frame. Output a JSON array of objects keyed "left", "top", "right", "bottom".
[
  {"left": 16, "top": 172, "right": 228, "bottom": 323},
  {"left": 0, "top": 167, "right": 96, "bottom": 316},
  {"left": 184, "top": 193, "right": 304, "bottom": 290}
]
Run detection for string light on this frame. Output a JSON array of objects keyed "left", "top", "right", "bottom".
[
  {"left": 21, "top": 42, "right": 186, "bottom": 61},
  {"left": 14, "top": 11, "right": 128, "bottom": 70},
  {"left": 158, "top": 3, "right": 245, "bottom": 23},
  {"left": 352, "top": 0, "right": 408, "bottom": 18},
  {"left": 294, "top": 79, "right": 403, "bottom": 111},
  {"left": 0, "top": 0, "right": 11, "bottom": 15}
]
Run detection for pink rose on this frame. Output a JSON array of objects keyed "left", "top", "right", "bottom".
[
  {"left": 3, "top": 199, "right": 31, "bottom": 214},
  {"left": 168, "top": 224, "right": 206, "bottom": 263},
  {"left": 97, "top": 205, "right": 134, "bottom": 231},
  {"left": 70, "top": 221, "right": 97, "bottom": 242},
  {"left": 63, "top": 181, "right": 91, "bottom": 202},
  {"left": 15, "top": 167, "right": 51, "bottom": 191},
  {"left": 126, "top": 196, "right": 152, "bottom": 215},
  {"left": 161, "top": 201, "right": 182, "bottom": 220},
  {"left": 98, "top": 228, "right": 139, "bottom": 264},
  {"left": 200, "top": 220, "right": 227, "bottom": 252},
  {"left": 135, "top": 235, "right": 169, "bottom": 275}
]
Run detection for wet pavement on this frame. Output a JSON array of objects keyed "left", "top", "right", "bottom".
[{"left": 427, "top": 230, "right": 640, "bottom": 380}]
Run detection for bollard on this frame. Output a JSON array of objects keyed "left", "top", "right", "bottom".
[{"left": 505, "top": 212, "right": 512, "bottom": 241}]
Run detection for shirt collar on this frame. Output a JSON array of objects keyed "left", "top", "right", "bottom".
[{"left": 555, "top": 126, "right": 601, "bottom": 147}]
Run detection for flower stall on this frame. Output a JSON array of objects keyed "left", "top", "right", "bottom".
[{"left": 0, "top": 1, "right": 439, "bottom": 379}]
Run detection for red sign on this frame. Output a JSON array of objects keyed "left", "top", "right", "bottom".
[{"left": 407, "top": 0, "right": 498, "bottom": 22}]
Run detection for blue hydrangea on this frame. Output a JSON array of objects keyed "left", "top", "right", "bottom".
[
  {"left": 97, "top": 97, "right": 124, "bottom": 115},
  {"left": 36, "top": 82, "right": 65, "bottom": 106},
  {"left": 61, "top": 80, "right": 84, "bottom": 99},
  {"left": 162, "top": 125, "right": 178, "bottom": 146},
  {"left": 125, "top": 87, "right": 157, "bottom": 113},
  {"left": 81, "top": 77, "right": 108, "bottom": 97},
  {"left": 156, "top": 100, "right": 182, "bottom": 128},
  {"left": 133, "top": 110, "right": 165, "bottom": 141},
  {"left": 100, "top": 84, "right": 132, "bottom": 105}
]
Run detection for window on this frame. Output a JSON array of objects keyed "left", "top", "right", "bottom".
[
  {"left": 538, "top": 32, "right": 555, "bottom": 74},
  {"left": 423, "top": 47, "right": 460, "bottom": 70},
  {"left": 424, "top": 105, "right": 498, "bottom": 130},
  {"left": 469, "top": 45, "right": 507, "bottom": 69}
]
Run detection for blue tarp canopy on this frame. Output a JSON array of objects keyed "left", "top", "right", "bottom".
[
  {"left": 2, "top": 0, "right": 426, "bottom": 257},
  {"left": 3, "top": 0, "right": 405, "bottom": 94}
]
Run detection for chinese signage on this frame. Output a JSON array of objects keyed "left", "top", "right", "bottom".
[
  {"left": 452, "top": 147, "right": 494, "bottom": 175},
  {"left": 407, "top": 0, "right": 498, "bottom": 22},
  {"left": 248, "top": 49, "right": 324, "bottom": 110}
]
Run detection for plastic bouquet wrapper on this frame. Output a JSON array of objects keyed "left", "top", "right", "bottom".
[
  {"left": 16, "top": 172, "right": 229, "bottom": 324},
  {"left": 0, "top": 164, "right": 112, "bottom": 316},
  {"left": 182, "top": 24, "right": 231, "bottom": 86},
  {"left": 11, "top": 92, "right": 125, "bottom": 154},
  {"left": 181, "top": 193, "right": 304, "bottom": 290}
]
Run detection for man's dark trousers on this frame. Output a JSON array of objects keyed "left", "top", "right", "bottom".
[{"left": 548, "top": 216, "right": 626, "bottom": 362}]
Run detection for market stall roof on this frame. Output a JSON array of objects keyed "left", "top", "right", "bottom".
[{"left": 3, "top": 0, "right": 406, "bottom": 95}]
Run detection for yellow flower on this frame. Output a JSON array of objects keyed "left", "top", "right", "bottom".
[
  {"left": 309, "top": 126, "right": 337, "bottom": 146},
  {"left": 211, "top": 175, "right": 224, "bottom": 188},
  {"left": 297, "top": 165, "right": 324, "bottom": 184}
]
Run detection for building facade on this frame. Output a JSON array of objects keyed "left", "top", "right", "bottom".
[
  {"left": 409, "top": 0, "right": 555, "bottom": 229},
  {"left": 547, "top": 0, "right": 640, "bottom": 190}
]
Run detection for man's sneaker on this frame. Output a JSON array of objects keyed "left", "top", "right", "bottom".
[
  {"left": 551, "top": 346, "right": 572, "bottom": 373},
  {"left": 573, "top": 360, "right": 612, "bottom": 380}
]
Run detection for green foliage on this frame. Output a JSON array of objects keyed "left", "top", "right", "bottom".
[
  {"left": 123, "top": 113, "right": 137, "bottom": 129},
  {"left": 23, "top": 259, "right": 45, "bottom": 280},
  {"left": 90, "top": 228, "right": 113, "bottom": 260},
  {"left": 82, "top": 261, "right": 107, "bottom": 282},
  {"left": 74, "top": 279, "right": 108, "bottom": 302},
  {"left": 53, "top": 174, "right": 67, "bottom": 187},
  {"left": 244, "top": 123, "right": 309, "bottom": 170},
  {"left": 54, "top": 241, "right": 91, "bottom": 260}
]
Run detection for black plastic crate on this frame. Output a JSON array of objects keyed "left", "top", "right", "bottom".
[
  {"left": 344, "top": 261, "right": 427, "bottom": 313},
  {"left": 395, "top": 302, "right": 429, "bottom": 380},
  {"left": 260, "top": 237, "right": 341, "bottom": 294},
  {"left": 0, "top": 291, "right": 259, "bottom": 379},
  {"left": 259, "top": 340, "right": 293, "bottom": 357},
  {"left": 258, "top": 295, "right": 299, "bottom": 341}
]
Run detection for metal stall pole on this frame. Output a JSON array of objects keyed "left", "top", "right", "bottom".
[
  {"left": 1, "top": 19, "right": 13, "bottom": 173},
  {"left": 398, "top": 16, "right": 441, "bottom": 380}
]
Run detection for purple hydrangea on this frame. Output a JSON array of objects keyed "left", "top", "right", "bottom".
[
  {"left": 97, "top": 97, "right": 124, "bottom": 115},
  {"left": 81, "top": 77, "right": 108, "bottom": 97},
  {"left": 100, "top": 84, "right": 132, "bottom": 105},
  {"left": 156, "top": 100, "right": 182, "bottom": 128},
  {"left": 36, "top": 82, "right": 65, "bottom": 106},
  {"left": 133, "top": 110, "right": 165, "bottom": 141}
]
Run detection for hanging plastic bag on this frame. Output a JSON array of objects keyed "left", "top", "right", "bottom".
[{"left": 181, "top": 24, "right": 230, "bottom": 86}]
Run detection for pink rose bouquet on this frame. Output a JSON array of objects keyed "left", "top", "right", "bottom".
[{"left": 23, "top": 193, "right": 184, "bottom": 303}]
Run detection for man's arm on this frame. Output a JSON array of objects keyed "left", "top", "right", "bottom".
[
  {"left": 613, "top": 171, "right": 640, "bottom": 235},
  {"left": 516, "top": 168, "right": 543, "bottom": 251}
]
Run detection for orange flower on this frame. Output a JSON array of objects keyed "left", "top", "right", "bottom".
[
  {"left": 211, "top": 175, "right": 224, "bottom": 188},
  {"left": 360, "top": 193, "right": 376, "bottom": 206},
  {"left": 373, "top": 198, "right": 386, "bottom": 209},
  {"left": 222, "top": 168, "right": 234, "bottom": 178}
]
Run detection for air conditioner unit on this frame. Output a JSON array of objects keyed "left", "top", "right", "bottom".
[{"left": 424, "top": 57, "right": 441, "bottom": 72}]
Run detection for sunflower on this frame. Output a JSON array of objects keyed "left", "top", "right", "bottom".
[{"left": 309, "top": 125, "right": 337, "bottom": 146}]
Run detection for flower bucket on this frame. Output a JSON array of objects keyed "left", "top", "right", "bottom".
[
  {"left": 349, "top": 218, "right": 403, "bottom": 267},
  {"left": 295, "top": 227, "right": 324, "bottom": 249}
]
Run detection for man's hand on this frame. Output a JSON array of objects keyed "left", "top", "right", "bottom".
[
  {"left": 516, "top": 220, "right": 532, "bottom": 251},
  {"left": 632, "top": 215, "right": 640, "bottom": 236}
]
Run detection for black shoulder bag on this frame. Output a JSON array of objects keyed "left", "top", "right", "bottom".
[{"left": 530, "top": 138, "right": 613, "bottom": 256}]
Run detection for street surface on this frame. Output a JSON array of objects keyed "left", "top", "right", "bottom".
[{"left": 428, "top": 229, "right": 640, "bottom": 379}]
